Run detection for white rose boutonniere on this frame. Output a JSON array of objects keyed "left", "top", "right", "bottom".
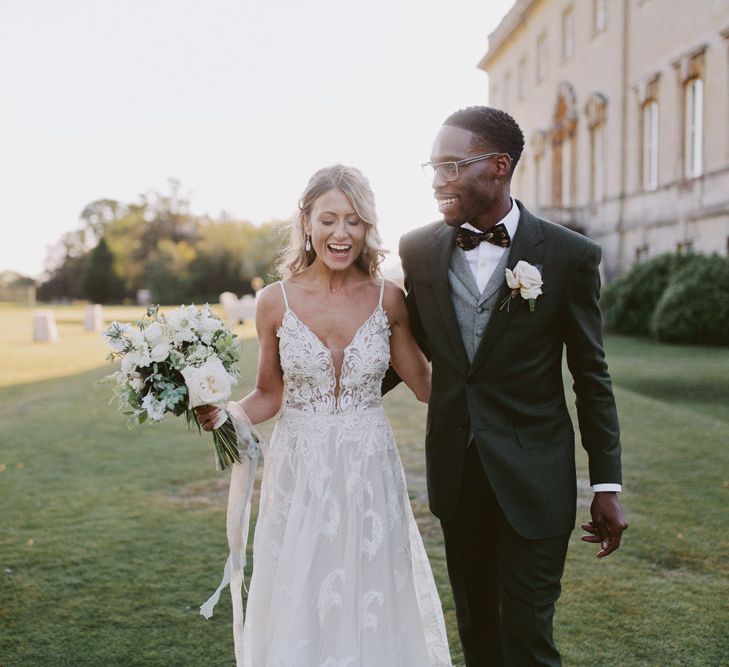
[{"left": 501, "top": 261, "right": 543, "bottom": 312}]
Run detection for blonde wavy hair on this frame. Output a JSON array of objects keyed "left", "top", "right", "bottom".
[{"left": 277, "top": 164, "right": 387, "bottom": 278}]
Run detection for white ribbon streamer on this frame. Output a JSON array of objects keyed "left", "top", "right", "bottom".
[{"left": 200, "top": 401, "right": 261, "bottom": 666}]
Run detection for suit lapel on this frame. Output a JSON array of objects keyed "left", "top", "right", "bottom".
[
  {"left": 428, "top": 223, "right": 470, "bottom": 370},
  {"left": 467, "top": 202, "right": 545, "bottom": 378}
]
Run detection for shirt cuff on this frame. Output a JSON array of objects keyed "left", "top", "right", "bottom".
[{"left": 592, "top": 483, "right": 622, "bottom": 493}]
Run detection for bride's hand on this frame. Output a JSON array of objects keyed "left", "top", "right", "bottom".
[{"left": 194, "top": 404, "right": 223, "bottom": 431}]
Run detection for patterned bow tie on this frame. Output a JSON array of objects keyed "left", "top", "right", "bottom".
[{"left": 455, "top": 223, "right": 511, "bottom": 251}]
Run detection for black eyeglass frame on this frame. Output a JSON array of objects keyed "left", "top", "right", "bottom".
[{"left": 421, "top": 152, "right": 511, "bottom": 182}]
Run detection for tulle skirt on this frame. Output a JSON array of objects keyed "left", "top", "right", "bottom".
[{"left": 241, "top": 406, "right": 451, "bottom": 666}]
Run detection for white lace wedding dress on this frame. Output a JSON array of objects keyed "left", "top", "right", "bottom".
[{"left": 240, "top": 280, "right": 451, "bottom": 666}]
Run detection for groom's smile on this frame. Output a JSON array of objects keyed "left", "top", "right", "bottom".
[
  {"left": 429, "top": 124, "right": 510, "bottom": 231},
  {"left": 436, "top": 196, "right": 459, "bottom": 212}
]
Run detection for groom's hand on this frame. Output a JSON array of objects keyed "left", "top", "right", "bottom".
[{"left": 581, "top": 492, "right": 628, "bottom": 558}]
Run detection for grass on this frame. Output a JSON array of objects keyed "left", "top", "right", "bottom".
[
  {"left": 0, "top": 303, "right": 253, "bottom": 389},
  {"left": 1, "top": 305, "right": 728, "bottom": 665}
]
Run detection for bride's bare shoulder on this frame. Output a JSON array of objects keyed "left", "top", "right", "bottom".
[
  {"left": 381, "top": 279, "right": 407, "bottom": 321},
  {"left": 255, "top": 282, "right": 287, "bottom": 328}
]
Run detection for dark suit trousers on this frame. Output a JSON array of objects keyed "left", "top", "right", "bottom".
[{"left": 441, "top": 442, "right": 571, "bottom": 667}]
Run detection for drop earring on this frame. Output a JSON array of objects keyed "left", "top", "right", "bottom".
[{"left": 305, "top": 234, "right": 312, "bottom": 252}]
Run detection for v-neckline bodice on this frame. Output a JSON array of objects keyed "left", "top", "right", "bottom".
[
  {"left": 276, "top": 279, "right": 389, "bottom": 411},
  {"left": 282, "top": 303, "right": 384, "bottom": 397},
  {"left": 284, "top": 303, "right": 383, "bottom": 359}
]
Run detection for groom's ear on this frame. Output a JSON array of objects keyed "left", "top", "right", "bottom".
[{"left": 494, "top": 153, "right": 513, "bottom": 179}]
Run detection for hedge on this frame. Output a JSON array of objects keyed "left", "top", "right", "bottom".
[
  {"left": 601, "top": 253, "right": 702, "bottom": 336},
  {"left": 650, "top": 254, "right": 729, "bottom": 346}
]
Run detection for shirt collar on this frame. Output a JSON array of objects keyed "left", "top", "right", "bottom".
[{"left": 461, "top": 197, "right": 520, "bottom": 240}]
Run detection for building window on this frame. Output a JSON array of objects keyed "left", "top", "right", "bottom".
[
  {"left": 503, "top": 71, "right": 512, "bottom": 109},
  {"left": 552, "top": 83, "right": 578, "bottom": 208},
  {"left": 591, "top": 124, "right": 605, "bottom": 202},
  {"left": 562, "top": 8, "right": 574, "bottom": 61},
  {"left": 585, "top": 92, "right": 608, "bottom": 204},
  {"left": 561, "top": 137, "right": 573, "bottom": 206},
  {"left": 594, "top": 0, "right": 607, "bottom": 34},
  {"left": 635, "top": 244, "right": 649, "bottom": 263},
  {"left": 537, "top": 32, "right": 548, "bottom": 83},
  {"left": 531, "top": 130, "right": 548, "bottom": 209},
  {"left": 642, "top": 101, "right": 659, "bottom": 191},
  {"left": 677, "top": 240, "right": 695, "bottom": 254},
  {"left": 684, "top": 78, "right": 703, "bottom": 178},
  {"left": 518, "top": 57, "right": 527, "bottom": 101},
  {"left": 514, "top": 160, "right": 525, "bottom": 200}
]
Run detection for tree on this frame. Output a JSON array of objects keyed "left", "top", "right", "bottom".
[
  {"left": 79, "top": 199, "right": 126, "bottom": 244},
  {"left": 82, "top": 238, "right": 123, "bottom": 304},
  {"left": 36, "top": 230, "right": 89, "bottom": 302},
  {"left": 37, "top": 181, "right": 285, "bottom": 303}
]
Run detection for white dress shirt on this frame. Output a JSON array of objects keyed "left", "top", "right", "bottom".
[
  {"left": 460, "top": 199, "right": 520, "bottom": 293},
  {"left": 459, "top": 200, "right": 621, "bottom": 493}
]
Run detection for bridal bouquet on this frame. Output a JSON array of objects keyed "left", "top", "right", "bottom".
[{"left": 103, "top": 304, "right": 249, "bottom": 469}]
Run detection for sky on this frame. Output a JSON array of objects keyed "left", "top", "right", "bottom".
[{"left": 0, "top": 0, "right": 514, "bottom": 278}]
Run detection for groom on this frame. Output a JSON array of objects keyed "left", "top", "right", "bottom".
[{"left": 384, "top": 106, "right": 627, "bottom": 666}]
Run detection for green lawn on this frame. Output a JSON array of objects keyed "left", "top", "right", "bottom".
[{"left": 1, "top": 306, "right": 727, "bottom": 665}]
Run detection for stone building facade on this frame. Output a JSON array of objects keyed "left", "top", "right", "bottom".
[{"left": 479, "top": 0, "right": 729, "bottom": 279}]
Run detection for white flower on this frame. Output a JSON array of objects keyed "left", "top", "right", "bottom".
[
  {"left": 195, "top": 312, "right": 221, "bottom": 345},
  {"left": 143, "top": 322, "right": 165, "bottom": 347},
  {"left": 128, "top": 328, "right": 148, "bottom": 350},
  {"left": 120, "top": 348, "right": 152, "bottom": 375},
  {"left": 105, "top": 321, "right": 133, "bottom": 352},
  {"left": 141, "top": 393, "right": 167, "bottom": 422},
  {"left": 129, "top": 374, "right": 145, "bottom": 392},
  {"left": 183, "top": 343, "right": 211, "bottom": 366},
  {"left": 505, "top": 261, "right": 543, "bottom": 301},
  {"left": 106, "top": 337, "right": 126, "bottom": 353},
  {"left": 181, "top": 356, "right": 237, "bottom": 408},
  {"left": 167, "top": 305, "right": 198, "bottom": 343},
  {"left": 150, "top": 341, "right": 171, "bottom": 362}
]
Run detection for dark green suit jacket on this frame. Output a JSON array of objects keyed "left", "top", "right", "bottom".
[{"left": 384, "top": 201, "right": 622, "bottom": 539}]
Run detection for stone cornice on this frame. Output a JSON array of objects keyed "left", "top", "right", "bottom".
[
  {"left": 478, "top": 0, "right": 538, "bottom": 71},
  {"left": 671, "top": 44, "right": 707, "bottom": 83}
]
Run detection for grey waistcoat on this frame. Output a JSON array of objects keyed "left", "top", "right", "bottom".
[{"left": 448, "top": 246, "right": 511, "bottom": 363}]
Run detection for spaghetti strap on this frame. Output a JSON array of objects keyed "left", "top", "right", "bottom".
[
  {"left": 279, "top": 281, "right": 290, "bottom": 310},
  {"left": 378, "top": 277, "right": 385, "bottom": 306}
]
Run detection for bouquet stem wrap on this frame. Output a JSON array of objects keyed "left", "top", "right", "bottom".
[{"left": 199, "top": 401, "right": 262, "bottom": 666}]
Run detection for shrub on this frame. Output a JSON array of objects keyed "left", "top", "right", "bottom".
[
  {"left": 601, "top": 253, "right": 702, "bottom": 335},
  {"left": 650, "top": 254, "right": 729, "bottom": 346}
]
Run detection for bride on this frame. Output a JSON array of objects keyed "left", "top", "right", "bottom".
[{"left": 195, "top": 164, "right": 452, "bottom": 666}]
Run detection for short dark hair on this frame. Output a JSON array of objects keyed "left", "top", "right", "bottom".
[{"left": 444, "top": 106, "right": 525, "bottom": 176}]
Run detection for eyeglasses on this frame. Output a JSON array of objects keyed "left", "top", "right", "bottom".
[{"left": 421, "top": 152, "right": 508, "bottom": 182}]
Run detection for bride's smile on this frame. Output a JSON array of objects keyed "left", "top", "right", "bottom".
[{"left": 305, "top": 188, "right": 366, "bottom": 270}]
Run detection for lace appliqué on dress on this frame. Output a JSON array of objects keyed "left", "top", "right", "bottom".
[{"left": 241, "top": 282, "right": 452, "bottom": 666}]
